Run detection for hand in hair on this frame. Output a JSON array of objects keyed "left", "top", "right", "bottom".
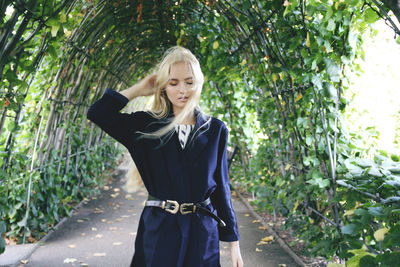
[
  {"left": 120, "top": 74, "right": 157, "bottom": 100},
  {"left": 138, "top": 74, "right": 157, "bottom": 96}
]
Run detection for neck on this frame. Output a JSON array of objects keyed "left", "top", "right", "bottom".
[
  {"left": 182, "top": 115, "right": 196, "bottom": 125},
  {"left": 173, "top": 107, "right": 196, "bottom": 125}
]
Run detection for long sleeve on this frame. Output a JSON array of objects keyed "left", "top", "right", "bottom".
[
  {"left": 87, "top": 88, "right": 135, "bottom": 148},
  {"left": 211, "top": 124, "right": 240, "bottom": 242}
]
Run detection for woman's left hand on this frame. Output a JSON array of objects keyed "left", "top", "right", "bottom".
[{"left": 229, "top": 241, "right": 244, "bottom": 267}]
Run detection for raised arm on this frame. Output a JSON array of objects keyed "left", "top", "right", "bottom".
[
  {"left": 86, "top": 74, "right": 157, "bottom": 148},
  {"left": 119, "top": 74, "right": 157, "bottom": 100}
]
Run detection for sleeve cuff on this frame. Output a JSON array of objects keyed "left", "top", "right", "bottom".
[
  {"left": 219, "top": 233, "right": 240, "bottom": 242},
  {"left": 104, "top": 88, "right": 129, "bottom": 105}
]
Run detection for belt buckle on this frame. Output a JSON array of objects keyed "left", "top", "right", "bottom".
[
  {"left": 164, "top": 200, "right": 179, "bottom": 214},
  {"left": 180, "top": 203, "right": 195, "bottom": 215}
]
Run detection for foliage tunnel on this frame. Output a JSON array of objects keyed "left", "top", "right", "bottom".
[{"left": 1, "top": 0, "right": 400, "bottom": 265}]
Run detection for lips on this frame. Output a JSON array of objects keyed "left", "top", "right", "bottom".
[{"left": 178, "top": 97, "right": 188, "bottom": 101}]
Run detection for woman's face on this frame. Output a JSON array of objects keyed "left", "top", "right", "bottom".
[{"left": 165, "top": 61, "right": 195, "bottom": 115}]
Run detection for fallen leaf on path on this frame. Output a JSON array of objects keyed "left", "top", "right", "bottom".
[
  {"left": 258, "top": 226, "right": 268, "bottom": 230},
  {"left": 244, "top": 214, "right": 250, "bottom": 217},
  {"left": 121, "top": 215, "right": 130, "bottom": 218},
  {"left": 261, "top": 236, "right": 274, "bottom": 242},
  {"left": 113, "top": 188, "right": 120, "bottom": 192},
  {"left": 109, "top": 227, "right": 118, "bottom": 231},
  {"left": 20, "top": 259, "right": 29, "bottom": 264},
  {"left": 103, "top": 186, "right": 110, "bottom": 191},
  {"left": 68, "top": 244, "right": 76, "bottom": 248},
  {"left": 80, "top": 263, "right": 89, "bottom": 266},
  {"left": 130, "top": 232, "right": 137, "bottom": 236},
  {"left": 255, "top": 247, "right": 262, "bottom": 252},
  {"left": 64, "top": 258, "right": 78, "bottom": 263},
  {"left": 5, "top": 236, "right": 18, "bottom": 245},
  {"left": 107, "top": 221, "right": 114, "bottom": 224},
  {"left": 81, "top": 233, "right": 86, "bottom": 236},
  {"left": 115, "top": 218, "right": 123, "bottom": 222},
  {"left": 93, "top": 208, "right": 103, "bottom": 213},
  {"left": 92, "top": 196, "right": 97, "bottom": 200},
  {"left": 27, "top": 236, "right": 37, "bottom": 243},
  {"left": 279, "top": 264, "right": 287, "bottom": 267},
  {"left": 252, "top": 219, "right": 260, "bottom": 223},
  {"left": 101, "top": 219, "right": 107, "bottom": 223},
  {"left": 91, "top": 227, "right": 97, "bottom": 231},
  {"left": 113, "top": 242, "right": 123, "bottom": 246},
  {"left": 125, "top": 194, "right": 134, "bottom": 200},
  {"left": 93, "top": 252, "right": 106, "bottom": 257},
  {"left": 257, "top": 241, "right": 269, "bottom": 245},
  {"left": 95, "top": 234, "right": 103, "bottom": 238},
  {"left": 110, "top": 193, "right": 119, "bottom": 198},
  {"left": 77, "top": 219, "right": 84, "bottom": 223}
]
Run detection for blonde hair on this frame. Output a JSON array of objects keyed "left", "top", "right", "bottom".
[{"left": 136, "top": 46, "right": 210, "bottom": 147}]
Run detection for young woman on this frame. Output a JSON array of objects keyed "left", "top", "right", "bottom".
[{"left": 87, "top": 46, "right": 243, "bottom": 267}]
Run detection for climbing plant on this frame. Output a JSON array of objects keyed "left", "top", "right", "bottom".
[{"left": 1, "top": 0, "right": 399, "bottom": 265}]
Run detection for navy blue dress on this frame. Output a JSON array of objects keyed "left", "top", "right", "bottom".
[{"left": 87, "top": 88, "right": 240, "bottom": 267}]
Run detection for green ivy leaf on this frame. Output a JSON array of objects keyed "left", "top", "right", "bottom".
[
  {"left": 376, "top": 251, "right": 400, "bottom": 266},
  {"left": 364, "top": 8, "right": 378, "bottom": 24},
  {"left": 311, "top": 75, "right": 322, "bottom": 90},
  {"left": 347, "top": 248, "right": 375, "bottom": 267},
  {"left": 0, "top": 236, "right": 5, "bottom": 254},
  {"left": 368, "top": 206, "right": 384, "bottom": 217},
  {"left": 48, "top": 45, "right": 57, "bottom": 58},
  {"left": 342, "top": 224, "right": 358, "bottom": 236},
  {"left": 367, "top": 166, "right": 382, "bottom": 177},
  {"left": 383, "top": 224, "right": 400, "bottom": 247},
  {"left": 325, "top": 59, "right": 340, "bottom": 82},
  {"left": 326, "top": 19, "right": 336, "bottom": 31},
  {"left": 358, "top": 255, "right": 377, "bottom": 267},
  {"left": 51, "top": 25, "right": 60, "bottom": 37},
  {"left": 0, "top": 221, "right": 6, "bottom": 233}
]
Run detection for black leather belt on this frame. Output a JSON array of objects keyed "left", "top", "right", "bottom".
[{"left": 145, "top": 195, "right": 226, "bottom": 227}]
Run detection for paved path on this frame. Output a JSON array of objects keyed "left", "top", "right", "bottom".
[{"left": 21, "top": 153, "right": 298, "bottom": 267}]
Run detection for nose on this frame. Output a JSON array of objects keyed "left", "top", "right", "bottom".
[{"left": 178, "top": 83, "right": 187, "bottom": 94}]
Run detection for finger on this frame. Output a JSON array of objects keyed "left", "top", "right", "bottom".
[{"left": 232, "top": 257, "right": 237, "bottom": 267}]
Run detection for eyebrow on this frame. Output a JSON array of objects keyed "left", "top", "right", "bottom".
[{"left": 169, "top": 77, "right": 193, "bottom": 81}]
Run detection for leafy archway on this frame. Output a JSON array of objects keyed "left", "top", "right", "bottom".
[{"left": 1, "top": 0, "right": 399, "bottom": 265}]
